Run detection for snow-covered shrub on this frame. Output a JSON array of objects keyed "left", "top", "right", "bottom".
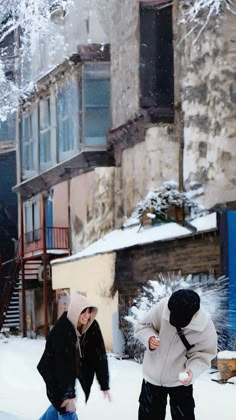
[{"left": 131, "top": 181, "right": 207, "bottom": 228}]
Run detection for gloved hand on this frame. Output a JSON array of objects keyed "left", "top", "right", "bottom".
[{"left": 60, "top": 398, "right": 76, "bottom": 412}]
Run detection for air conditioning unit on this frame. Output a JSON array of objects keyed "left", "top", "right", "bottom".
[{"left": 38, "top": 264, "right": 51, "bottom": 282}]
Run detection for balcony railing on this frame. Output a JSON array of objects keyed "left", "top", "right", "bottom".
[{"left": 19, "top": 227, "right": 69, "bottom": 258}]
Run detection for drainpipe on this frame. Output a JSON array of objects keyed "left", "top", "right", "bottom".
[
  {"left": 0, "top": 255, "right": 2, "bottom": 287},
  {"left": 20, "top": 196, "right": 26, "bottom": 337},
  {"left": 172, "top": 0, "right": 184, "bottom": 192},
  {"left": 67, "top": 179, "right": 72, "bottom": 255},
  {"left": 42, "top": 194, "right": 49, "bottom": 338}
]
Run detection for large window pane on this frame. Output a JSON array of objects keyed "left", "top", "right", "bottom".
[
  {"left": 57, "top": 78, "right": 77, "bottom": 160},
  {"left": 25, "top": 202, "right": 33, "bottom": 242},
  {"left": 84, "top": 108, "right": 110, "bottom": 145},
  {"left": 25, "top": 198, "right": 40, "bottom": 242},
  {"left": 39, "top": 98, "right": 51, "bottom": 166},
  {"left": 0, "top": 113, "right": 16, "bottom": 141},
  {"left": 83, "top": 64, "right": 110, "bottom": 147},
  {"left": 21, "top": 108, "right": 37, "bottom": 173},
  {"left": 40, "top": 131, "right": 51, "bottom": 163}
]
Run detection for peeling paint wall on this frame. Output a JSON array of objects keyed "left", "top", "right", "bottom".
[
  {"left": 178, "top": 9, "right": 236, "bottom": 208},
  {"left": 120, "top": 125, "right": 179, "bottom": 218},
  {"left": 70, "top": 167, "right": 121, "bottom": 252}
]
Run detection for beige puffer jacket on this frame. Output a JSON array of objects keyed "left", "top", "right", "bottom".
[{"left": 134, "top": 297, "right": 217, "bottom": 387}]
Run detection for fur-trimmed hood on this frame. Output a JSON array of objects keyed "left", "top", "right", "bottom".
[{"left": 67, "top": 292, "right": 98, "bottom": 335}]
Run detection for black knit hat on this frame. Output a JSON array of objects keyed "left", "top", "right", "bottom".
[{"left": 168, "top": 289, "right": 200, "bottom": 328}]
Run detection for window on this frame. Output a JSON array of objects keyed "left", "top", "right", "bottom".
[
  {"left": 140, "top": 2, "right": 174, "bottom": 117},
  {"left": 39, "top": 98, "right": 52, "bottom": 168},
  {"left": 25, "top": 198, "right": 40, "bottom": 242},
  {"left": 83, "top": 64, "right": 110, "bottom": 147},
  {"left": 0, "top": 113, "right": 16, "bottom": 141},
  {"left": 19, "top": 64, "right": 111, "bottom": 180},
  {"left": 21, "top": 108, "right": 37, "bottom": 175},
  {"left": 57, "top": 78, "right": 77, "bottom": 161}
]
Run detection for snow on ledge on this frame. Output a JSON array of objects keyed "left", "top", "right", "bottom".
[
  {"left": 218, "top": 350, "right": 236, "bottom": 360},
  {"left": 51, "top": 212, "right": 217, "bottom": 266}
]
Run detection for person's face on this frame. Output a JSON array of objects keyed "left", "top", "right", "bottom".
[{"left": 78, "top": 307, "right": 91, "bottom": 327}]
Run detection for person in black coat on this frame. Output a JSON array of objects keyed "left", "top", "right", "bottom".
[{"left": 37, "top": 292, "right": 110, "bottom": 419}]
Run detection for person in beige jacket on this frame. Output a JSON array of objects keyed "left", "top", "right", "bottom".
[{"left": 134, "top": 289, "right": 217, "bottom": 420}]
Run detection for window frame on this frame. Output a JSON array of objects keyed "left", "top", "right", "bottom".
[
  {"left": 19, "top": 62, "right": 111, "bottom": 181},
  {"left": 57, "top": 75, "right": 79, "bottom": 162},
  {"left": 139, "top": 2, "right": 174, "bottom": 120},
  {"left": 80, "top": 62, "right": 111, "bottom": 149},
  {"left": 24, "top": 197, "right": 41, "bottom": 243},
  {"left": 21, "top": 106, "right": 38, "bottom": 179},
  {"left": 39, "top": 95, "right": 57, "bottom": 172}
]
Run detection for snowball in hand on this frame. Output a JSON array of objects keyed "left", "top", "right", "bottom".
[{"left": 178, "top": 372, "right": 188, "bottom": 381}]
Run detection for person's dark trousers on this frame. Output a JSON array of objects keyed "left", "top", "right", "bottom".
[{"left": 138, "top": 380, "right": 195, "bottom": 420}]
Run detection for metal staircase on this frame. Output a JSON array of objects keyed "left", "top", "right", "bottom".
[
  {"left": 2, "top": 283, "right": 20, "bottom": 329},
  {"left": 0, "top": 255, "right": 20, "bottom": 331}
]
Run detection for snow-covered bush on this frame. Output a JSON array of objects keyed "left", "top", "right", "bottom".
[
  {"left": 125, "top": 274, "right": 229, "bottom": 362},
  {"left": 131, "top": 181, "right": 208, "bottom": 228}
]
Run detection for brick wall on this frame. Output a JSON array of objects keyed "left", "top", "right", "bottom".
[{"left": 113, "top": 230, "right": 220, "bottom": 339}]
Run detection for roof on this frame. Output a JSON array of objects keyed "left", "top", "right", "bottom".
[{"left": 51, "top": 212, "right": 217, "bottom": 266}]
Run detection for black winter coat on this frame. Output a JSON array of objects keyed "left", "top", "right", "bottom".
[{"left": 37, "top": 312, "right": 109, "bottom": 413}]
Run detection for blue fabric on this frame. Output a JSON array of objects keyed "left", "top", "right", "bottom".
[{"left": 39, "top": 404, "right": 78, "bottom": 420}]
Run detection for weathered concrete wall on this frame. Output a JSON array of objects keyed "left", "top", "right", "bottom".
[
  {"left": 178, "top": 9, "right": 236, "bottom": 208},
  {"left": 110, "top": 0, "right": 140, "bottom": 128},
  {"left": 70, "top": 167, "right": 120, "bottom": 252},
  {"left": 120, "top": 125, "right": 178, "bottom": 218}
]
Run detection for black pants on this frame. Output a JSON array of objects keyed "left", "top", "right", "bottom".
[{"left": 138, "top": 380, "right": 195, "bottom": 420}]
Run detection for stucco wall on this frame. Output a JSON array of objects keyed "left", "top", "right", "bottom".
[
  {"left": 52, "top": 181, "right": 69, "bottom": 227},
  {"left": 110, "top": 0, "right": 140, "bottom": 127},
  {"left": 70, "top": 167, "right": 118, "bottom": 252},
  {"left": 51, "top": 253, "right": 118, "bottom": 351},
  {"left": 121, "top": 125, "right": 178, "bottom": 217},
  {"left": 179, "top": 10, "right": 236, "bottom": 208}
]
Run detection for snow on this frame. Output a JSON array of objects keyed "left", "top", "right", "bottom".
[
  {"left": 218, "top": 350, "right": 236, "bottom": 359},
  {"left": 51, "top": 212, "right": 217, "bottom": 266},
  {"left": 178, "top": 372, "right": 189, "bottom": 381},
  {"left": 0, "top": 335, "right": 235, "bottom": 420},
  {"left": 0, "top": 0, "right": 75, "bottom": 121}
]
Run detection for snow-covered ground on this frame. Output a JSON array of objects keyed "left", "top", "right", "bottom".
[{"left": 0, "top": 335, "right": 235, "bottom": 420}]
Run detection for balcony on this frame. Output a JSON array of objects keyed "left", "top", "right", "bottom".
[{"left": 19, "top": 227, "right": 69, "bottom": 259}]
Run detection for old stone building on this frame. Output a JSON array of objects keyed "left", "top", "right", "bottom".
[
  {"left": 52, "top": 0, "right": 236, "bottom": 350},
  {"left": 2, "top": 0, "right": 235, "bottom": 347}
]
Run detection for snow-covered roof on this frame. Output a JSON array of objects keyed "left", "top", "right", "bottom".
[{"left": 51, "top": 212, "right": 217, "bottom": 266}]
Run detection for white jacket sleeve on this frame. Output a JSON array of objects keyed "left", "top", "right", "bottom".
[
  {"left": 134, "top": 301, "right": 163, "bottom": 350},
  {"left": 185, "top": 328, "right": 218, "bottom": 383}
]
